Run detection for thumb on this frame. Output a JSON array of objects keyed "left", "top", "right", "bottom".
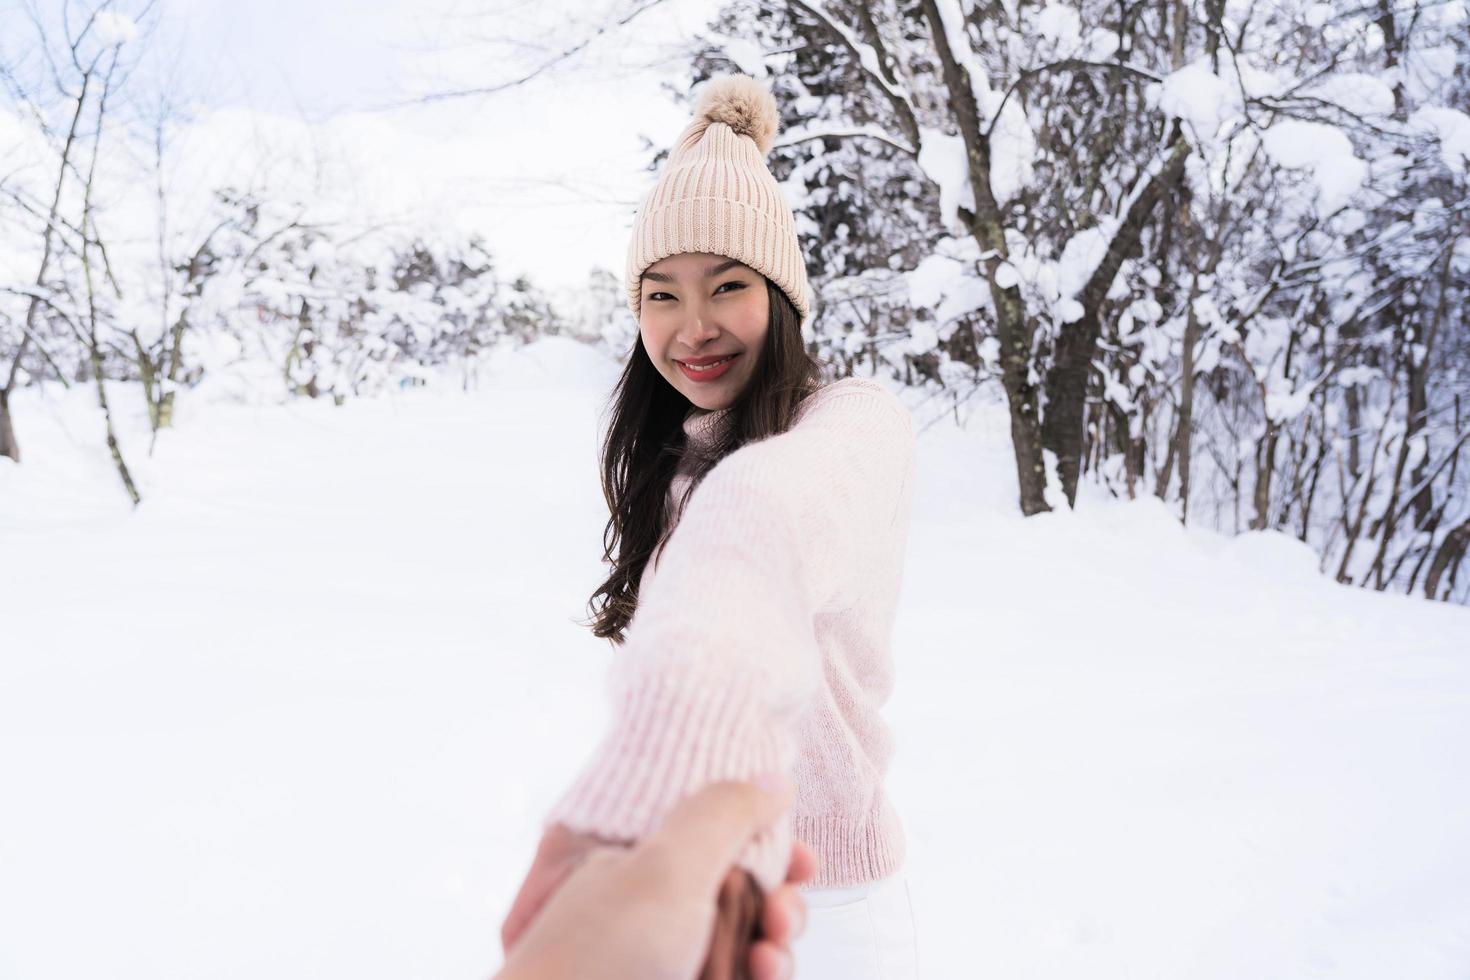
[{"left": 638, "top": 776, "right": 793, "bottom": 896}]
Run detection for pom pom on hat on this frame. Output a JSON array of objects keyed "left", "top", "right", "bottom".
[{"left": 692, "top": 74, "right": 781, "bottom": 155}]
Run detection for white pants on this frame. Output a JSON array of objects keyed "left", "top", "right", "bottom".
[{"left": 790, "top": 872, "right": 919, "bottom": 979}]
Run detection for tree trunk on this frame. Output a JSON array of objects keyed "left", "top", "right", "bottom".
[
  {"left": 1335, "top": 403, "right": 1393, "bottom": 583},
  {"left": 1043, "top": 137, "right": 1191, "bottom": 506},
  {"left": 1154, "top": 412, "right": 1177, "bottom": 502},
  {"left": 1407, "top": 245, "right": 1455, "bottom": 528},
  {"left": 921, "top": 0, "right": 1050, "bottom": 514},
  {"left": 1424, "top": 519, "right": 1470, "bottom": 601},
  {"left": 995, "top": 282, "right": 1050, "bottom": 514},
  {"left": 1345, "top": 384, "right": 1362, "bottom": 478},
  {"left": 131, "top": 330, "right": 161, "bottom": 431},
  {"left": 1041, "top": 307, "right": 1097, "bottom": 505},
  {"left": 1298, "top": 411, "right": 1328, "bottom": 542},
  {"left": 157, "top": 310, "right": 189, "bottom": 429},
  {"left": 88, "top": 330, "right": 141, "bottom": 507},
  {"left": 2, "top": 70, "right": 93, "bottom": 465},
  {"left": 0, "top": 389, "right": 17, "bottom": 463},
  {"left": 1172, "top": 275, "right": 1203, "bottom": 522},
  {"left": 1007, "top": 398, "right": 1050, "bottom": 512},
  {"left": 1251, "top": 423, "right": 1279, "bottom": 530},
  {"left": 1405, "top": 343, "right": 1431, "bottom": 528},
  {"left": 79, "top": 52, "right": 140, "bottom": 507}
]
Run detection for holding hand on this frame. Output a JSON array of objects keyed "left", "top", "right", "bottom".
[
  {"left": 500, "top": 823, "right": 612, "bottom": 954},
  {"left": 496, "top": 778, "right": 815, "bottom": 980}
]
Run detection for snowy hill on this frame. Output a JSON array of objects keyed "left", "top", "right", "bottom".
[{"left": 1, "top": 338, "right": 1467, "bottom": 978}]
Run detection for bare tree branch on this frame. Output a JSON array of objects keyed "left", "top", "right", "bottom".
[{"left": 399, "top": 0, "right": 672, "bottom": 106}]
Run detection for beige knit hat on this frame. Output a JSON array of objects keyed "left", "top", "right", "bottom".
[{"left": 625, "top": 74, "right": 810, "bottom": 326}]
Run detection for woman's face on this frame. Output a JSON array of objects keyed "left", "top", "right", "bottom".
[{"left": 639, "top": 252, "right": 770, "bottom": 410}]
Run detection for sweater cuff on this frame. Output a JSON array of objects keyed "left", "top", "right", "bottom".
[{"left": 543, "top": 666, "right": 795, "bottom": 893}]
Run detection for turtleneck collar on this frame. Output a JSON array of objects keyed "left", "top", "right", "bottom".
[{"left": 682, "top": 404, "right": 732, "bottom": 457}]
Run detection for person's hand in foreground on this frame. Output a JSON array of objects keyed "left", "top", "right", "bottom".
[{"left": 495, "top": 777, "right": 816, "bottom": 980}]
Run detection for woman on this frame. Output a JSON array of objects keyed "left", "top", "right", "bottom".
[{"left": 501, "top": 73, "right": 920, "bottom": 980}]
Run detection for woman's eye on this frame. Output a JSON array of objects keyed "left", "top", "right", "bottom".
[{"left": 649, "top": 282, "right": 743, "bottom": 302}]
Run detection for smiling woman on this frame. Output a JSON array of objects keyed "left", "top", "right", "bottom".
[
  {"left": 501, "top": 73, "right": 922, "bottom": 980},
  {"left": 639, "top": 253, "right": 771, "bottom": 406}
]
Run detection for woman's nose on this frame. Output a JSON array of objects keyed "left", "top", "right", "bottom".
[{"left": 678, "top": 308, "right": 720, "bottom": 345}]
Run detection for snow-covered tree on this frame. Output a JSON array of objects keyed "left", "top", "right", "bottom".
[{"left": 685, "top": 0, "right": 1469, "bottom": 601}]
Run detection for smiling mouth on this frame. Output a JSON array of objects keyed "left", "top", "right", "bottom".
[
  {"left": 676, "top": 353, "right": 740, "bottom": 380},
  {"left": 678, "top": 354, "right": 738, "bottom": 371}
]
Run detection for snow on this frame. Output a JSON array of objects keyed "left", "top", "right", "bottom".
[
  {"left": 92, "top": 11, "right": 137, "bottom": 46},
  {"left": 978, "top": 90, "right": 1037, "bottom": 204},
  {"left": 1403, "top": 43, "right": 1461, "bottom": 106},
  {"left": 1265, "top": 383, "right": 1317, "bottom": 423},
  {"left": 992, "top": 261, "right": 1020, "bottom": 290},
  {"left": 907, "top": 237, "right": 991, "bottom": 324},
  {"left": 1056, "top": 218, "right": 1120, "bottom": 300},
  {"left": 907, "top": 320, "right": 941, "bottom": 356},
  {"left": 916, "top": 128, "right": 975, "bottom": 232},
  {"left": 3, "top": 340, "right": 1470, "bottom": 979},
  {"left": 1084, "top": 27, "right": 1121, "bottom": 61},
  {"left": 977, "top": 335, "right": 1000, "bottom": 370},
  {"left": 1410, "top": 107, "right": 1470, "bottom": 176},
  {"left": 1336, "top": 365, "right": 1380, "bottom": 389},
  {"left": 1056, "top": 298, "right": 1085, "bottom": 323},
  {"left": 1032, "top": 4, "right": 1082, "bottom": 52},
  {"left": 1302, "top": 73, "right": 1397, "bottom": 118},
  {"left": 1261, "top": 120, "right": 1368, "bottom": 212},
  {"left": 1156, "top": 60, "right": 1238, "bottom": 141},
  {"left": 715, "top": 36, "right": 768, "bottom": 78},
  {"left": 1304, "top": 2, "right": 1333, "bottom": 28}
]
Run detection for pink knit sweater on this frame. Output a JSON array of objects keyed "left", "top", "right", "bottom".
[{"left": 545, "top": 377, "right": 917, "bottom": 892}]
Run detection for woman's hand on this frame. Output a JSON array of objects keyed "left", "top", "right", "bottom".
[
  {"left": 752, "top": 844, "right": 815, "bottom": 979},
  {"left": 495, "top": 779, "right": 814, "bottom": 980},
  {"left": 500, "top": 824, "right": 614, "bottom": 955}
]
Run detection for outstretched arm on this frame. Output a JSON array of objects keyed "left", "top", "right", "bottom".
[{"left": 547, "top": 382, "right": 915, "bottom": 891}]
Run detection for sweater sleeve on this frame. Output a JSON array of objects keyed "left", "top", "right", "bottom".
[{"left": 543, "top": 381, "right": 916, "bottom": 891}]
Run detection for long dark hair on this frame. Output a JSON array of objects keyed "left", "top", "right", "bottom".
[{"left": 580, "top": 276, "right": 825, "bottom": 645}]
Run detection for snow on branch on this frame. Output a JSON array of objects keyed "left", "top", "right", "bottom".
[
  {"left": 787, "top": 0, "right": 919, "bottom": 143},
  {"left": 775, "top": 125, "right": 916, "bottom": 157},
  {"left": 788, "top": 0, "right": 910, "bottom": 104}
]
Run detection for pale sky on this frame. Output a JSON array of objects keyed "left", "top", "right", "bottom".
[{"left": 2, "top": 0, "right": 726, "bottom": 292}]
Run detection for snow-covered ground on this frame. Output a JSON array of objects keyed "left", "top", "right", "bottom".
[{"left": 1, "top": 338, "right": 1467, "bottom": 979}]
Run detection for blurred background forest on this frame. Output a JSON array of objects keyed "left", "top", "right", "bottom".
[{"left": 2, "top": 0, "right": 1467, "bottom": 604}]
